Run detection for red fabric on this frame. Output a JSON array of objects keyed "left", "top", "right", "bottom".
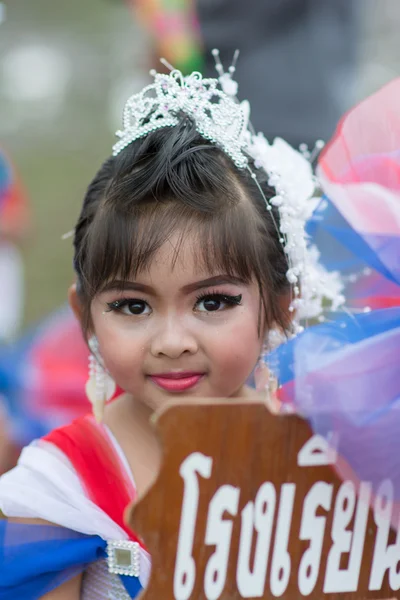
[
  {"left": 27, "top": 309, "right": 123, "bottom": 423},
  {"left": 352, "top": 296, "right": 400, "bottom": 309},
  {"left": 44, "top": 415, "right": 142, "bottom": 544},
  {"left": 319, "top": 78, "right": 400, "bottom": 186}
]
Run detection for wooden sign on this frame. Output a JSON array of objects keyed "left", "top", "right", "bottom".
[{"left": 127, "top": 399, "right": 399, "bottom": 599}]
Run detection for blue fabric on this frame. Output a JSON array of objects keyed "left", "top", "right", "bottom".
[
  {"left": 269, "top": 307, "right": 400, "bottom": 386},
  {"left": 0, "top": 522, "right": 143, "bottom": 599},
  {"left": 268, "top": 307, "right": 400, "bottom": 495},
  {"left": 0, "top": 150, "right": 12, "bottom": 209},
  {"left": 307, "top": 196, "right": 400, "bottom": 285},
  {"left": 0, "top": 315, "right": 66, "bottom": 446},
  {"left": 120, "top": 574, "right": 144, "bottom": 597}
]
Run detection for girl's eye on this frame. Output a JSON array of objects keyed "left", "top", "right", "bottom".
[
  {"left": 195, "top": 293, "right": 242, "bottom": 313},
  {"left": 106, "top": 299, "right": 151, "bottom": 316}
]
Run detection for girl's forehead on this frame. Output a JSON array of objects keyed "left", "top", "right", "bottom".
[
  {"left": 130, "top": 233, "right": 254, "bottom": 291},
  {"left": 139, "top": 232, "right": 216, "bottom": 279}
]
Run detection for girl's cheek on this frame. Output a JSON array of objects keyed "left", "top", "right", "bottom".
[{"left": 211, "top": 323, "right": 260, "bottom": 365}]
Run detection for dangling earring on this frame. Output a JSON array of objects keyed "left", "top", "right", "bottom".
[
  {"left": 85, "top": 336, "right": 116, "bottom": 423},
  {"left": 254, "top": 334, "right": 281, "bottom": 414},
  {"left": 254, "top": 357, "right": 280, "bottom": 413}
]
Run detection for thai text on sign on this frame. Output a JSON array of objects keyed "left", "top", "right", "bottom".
[{"left": 129, "top": 400, "right": 398, "bottom": 600}]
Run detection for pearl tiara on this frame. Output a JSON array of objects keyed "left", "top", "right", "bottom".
[
  {"left": 113, "top": 68, "right": 249, "bottom": 169},
  {"left": 112, "top": 53, "right": 344, "bottom": 331}
]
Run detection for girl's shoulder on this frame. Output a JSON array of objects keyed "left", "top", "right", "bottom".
[{"left": 0, "top": 414, "right": 136, "bottom": 539}]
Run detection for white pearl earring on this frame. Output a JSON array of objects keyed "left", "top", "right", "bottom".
[
  {"left": 254, "top": 333, "right": 282, "bottom": 414},
  {"left": 85, "top": 336, "right": 116, "bottom": 423}
]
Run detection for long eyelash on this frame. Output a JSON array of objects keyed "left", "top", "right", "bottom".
[
  {"left": 195, "top": 292, "right": 242, "bottom": 306},
  {"left": 105, "top": 298, "right": 134, "bottom": 312}
]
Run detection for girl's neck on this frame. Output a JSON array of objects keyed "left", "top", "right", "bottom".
[
  {"left": 106, "top": 392, "right": 155, "bottom": 431},
  {"left": 104, "top": 393, "right": 162, "bottom": 498}
]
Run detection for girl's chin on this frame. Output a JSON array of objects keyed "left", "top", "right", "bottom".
[{"left": 129, "top": 380, "right": 249, "bottom": 410}]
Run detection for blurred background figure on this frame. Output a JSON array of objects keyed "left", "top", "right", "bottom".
[
  {"left": 0, "top": 148, "right": 29, "bottom": 343},
  {"left": 198, "top": 0, "right": 361, "bottom": 148},
  {"left": 0, "top": 146, "right": 30, "bottom": 473},
  {"left": 126, "top": 0, "right": 204, "bottom": 74}
]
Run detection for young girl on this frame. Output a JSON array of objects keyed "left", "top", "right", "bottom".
[{"left": 0, "top": 62, "right": 338, "bottom": 599}]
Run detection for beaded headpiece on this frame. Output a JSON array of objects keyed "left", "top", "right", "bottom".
[
  {"left": 112, "top": 53, "right": 344, "bottom": 333},
  {"left": 113, "top": 69, "right": 249, "bottom": 168}
]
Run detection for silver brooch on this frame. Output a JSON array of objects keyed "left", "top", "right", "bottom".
[{"left": 106, "top": 540, "right": 140, "bottom": 577}]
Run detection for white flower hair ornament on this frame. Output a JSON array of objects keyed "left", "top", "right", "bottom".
[
  {"left": 112, "top": 53, "right": 345, "bottom": 336},
  {"left": 246, "top": 134, "right": 345, "bottom": 327}
]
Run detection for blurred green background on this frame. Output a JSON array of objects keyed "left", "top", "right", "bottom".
[{"left": 0, "top": 0, "right": 150, "bottom": 326}]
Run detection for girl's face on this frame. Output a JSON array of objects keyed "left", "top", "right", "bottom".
[{"left": 90, "top": 233, "right": 264, "bottom": 412}]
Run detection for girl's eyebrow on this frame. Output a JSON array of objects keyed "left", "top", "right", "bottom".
[
  {"left": 100, "top": 280, "right": 154, "bottom": 294},
  {"left": 181, "top": 275, "right": 246, "bottom": 293},
  {"left": 100, "top": 275, "right": 246, "bottom": 295}
]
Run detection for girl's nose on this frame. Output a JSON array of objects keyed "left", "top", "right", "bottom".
[{"left": 150, "top": 318, "right": 198, "bottom": 359}]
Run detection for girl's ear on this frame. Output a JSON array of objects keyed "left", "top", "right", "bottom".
[{"left": 68, "top": 283, "right": 84, "bottom": 325}]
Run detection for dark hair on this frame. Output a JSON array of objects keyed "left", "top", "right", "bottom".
[{"left": 73, "top": 116, "right": 291, "bottom": 333}]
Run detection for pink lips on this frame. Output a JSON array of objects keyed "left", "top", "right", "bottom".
[{"left": 149, "top": 372, "right": 204, "bottom": 392}]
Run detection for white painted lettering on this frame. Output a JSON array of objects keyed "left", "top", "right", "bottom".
[
  {"left": 324, "top": 481, "right": 371, "bottom": 592},
  {"left": 236, "top": 482, "right": 276, "bottom": 597},
  {"left": 204, "top": 485, "right": 240, "bottom": 600},
  {"left": 174, "top": 453, "right": 213, "bottom": 600},
  {"left": 270, "top": 483, "right": 295, "bottom": 596},
  {"left": 297, "top": 433, "right": 338, "bottom": 467},
  {"left": 298, "top": 482, "right": 333, "bottom": 595},
  {"left": 369, "top": 480, "right": 400, "bottom": 591}
]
